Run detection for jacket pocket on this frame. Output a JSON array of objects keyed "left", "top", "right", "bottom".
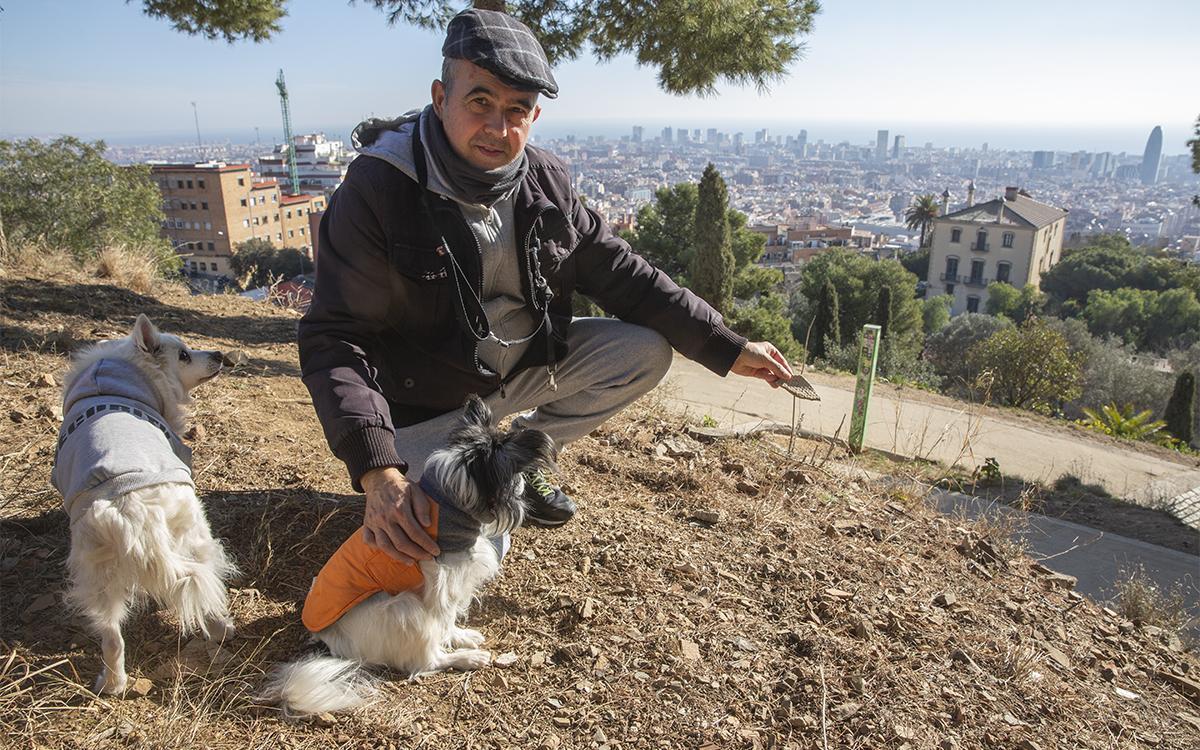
[{"left": 390, "top": 241, "right": 450, "bottom": 284}]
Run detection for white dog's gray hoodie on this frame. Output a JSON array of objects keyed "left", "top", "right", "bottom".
[{"left": 52, "top": 358, "right": 193, "bottom": 520}]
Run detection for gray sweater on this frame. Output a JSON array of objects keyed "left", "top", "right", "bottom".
[{"left": 51, "top": 358, "right": 193, "bottom": 519}]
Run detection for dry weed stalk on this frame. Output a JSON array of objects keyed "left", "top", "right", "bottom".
[{"left": 94, "top": 246, "right": 159, "bottom": 294}]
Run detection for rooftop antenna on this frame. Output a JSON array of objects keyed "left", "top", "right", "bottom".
[
  {"left": 191, "top": 101, "right": 203, "bottom": 159},
  {"left": 275, "top": 69, "right": 300, "bottom": 195}
]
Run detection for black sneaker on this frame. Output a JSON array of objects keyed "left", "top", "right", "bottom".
[{"left": 522, "top": 470, "right": 576, "bottom": 527}]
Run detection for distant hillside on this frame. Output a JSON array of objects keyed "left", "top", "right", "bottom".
[{"left": 2, "top": 266, "right": 1198, "bottom": 749}]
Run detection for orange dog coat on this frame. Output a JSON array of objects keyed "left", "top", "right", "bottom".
[{"left": 301, "top": 505, "right": 439, "bottom": 633}]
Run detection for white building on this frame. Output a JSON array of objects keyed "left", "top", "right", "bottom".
[
  {"left": 925, "top": 187, "right": 1068, "bottom": 315},
  {"left": 258, "top": 133, "right": 350, "bottom": 196}
]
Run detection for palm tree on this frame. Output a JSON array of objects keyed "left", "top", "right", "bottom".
[{"left": 905, "top": 194, "right": 940, "bottom": 248}]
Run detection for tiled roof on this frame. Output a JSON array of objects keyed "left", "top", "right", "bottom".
[
  {"left": 280, "top": 193, "right": 313, "bottom": 204},
  {"left": 940, "top": 194, "right": 1066, "bottom": 229}
]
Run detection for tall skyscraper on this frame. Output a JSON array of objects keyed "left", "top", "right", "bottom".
[
  {"left": 1032, "top": 150, "right": 1056, "bottom": 169},
  {"left": 1140, "top": 126, "right": 1163, "bottom": 185},
  {"left": 631, "top": 125, "right": 643, "bottom": 143},
  {"left": 797, "top": 129, "right": 808, "bottom": 153},
  {"left": 661, "top": 126, "right": 673, "bottom": 144},
  {"left": 891, "top": 134, "right": 905, "bottom": 159},
  {"left": 876, "top": 130, "right": 889, "bottom": 161}
]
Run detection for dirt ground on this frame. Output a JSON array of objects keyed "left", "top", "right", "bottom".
[{"left": 3, "top": 267, "right": 1199, "bottom": 750}]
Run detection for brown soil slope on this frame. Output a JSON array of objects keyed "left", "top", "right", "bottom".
[{"left": 2, "top": 268, "right": 1198, "bottom": 750}]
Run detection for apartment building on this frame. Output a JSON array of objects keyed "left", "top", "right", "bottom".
[
  {"left": 152, "top": 162, "right": 326, "bottom": 278},
  {"left": 925, "top": 187, "right": 1067, "bottom": 315}
]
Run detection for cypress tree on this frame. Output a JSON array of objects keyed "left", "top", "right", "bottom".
[
  {"left": 1163, "top": 371, "right": 1196, "bottom": 445},
  {"left": 810, "top": 280, "right": 841, "bottom": 358},
  {"left": 691, "top": 163, "right": 734, "bottom": 315},
  {"left": 874, "top": 286, "right": 893, "bottom": 342}
]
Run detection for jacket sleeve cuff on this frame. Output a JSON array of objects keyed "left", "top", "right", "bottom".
[
  {"left": 694, "top": 322, "right": 748, "bottom": 376},
  {"left": 336, "top": 425, "right": 408, "bottom": 492}
]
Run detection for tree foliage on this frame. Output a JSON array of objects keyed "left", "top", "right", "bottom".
[
  {"left": 967, "top": 317, "right": 1081, "bottom": 410},
  {"left": 0, "top": 136, "right": 175, "bottom": 271},
  {"left": 1083, "top": 287, "right": 1200, "bottom": 353},
  {"left": 985, "top": 282, "right": 1043, "bottom": 321},
  {"left": 924, "top": 313, "right": 1013, "bottom": 392},
  {"left": 921, "top": 294, "right": 952, "bottom": 334},
  {"left": 727, "top": 293, "right": 804, "bottom": 363},
  {"left": 794, "top": 248, "right": 923, "bottom": 354},
  {"left": 231, "top": 237, "right": 312, "bottom": 288},
  {"left": 904, "top": 194, "right": 939, "bottom": 248},
  {"left": 873, "top": 286, "right": 892, "bottom": 342},
  {"left": 690, "top": 163, "right": 734, "bottom": 314},
  {"left": 142, "top": 0, "right": 822, "bottom": 97},
  {"left": 806, "top": 280, "right": 840, "bottom": 358},
  {"left": 1163, "top": 371, "right": 1196, "bottom": 445},
  {"left": 900, "top": 247, "right": 929, "bottom": 282}
]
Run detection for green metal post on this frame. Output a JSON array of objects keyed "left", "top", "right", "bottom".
[{"left": 848, "top": 324, "right": 882, "bottom": 454}]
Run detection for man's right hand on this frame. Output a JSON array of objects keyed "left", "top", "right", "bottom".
[{"left": 360, "top": 466, "right": 441, "bottom": 564}]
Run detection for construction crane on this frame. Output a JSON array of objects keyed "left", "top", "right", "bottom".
[{"left": 275, "top": 69, "right": 300, "bottom": 195}]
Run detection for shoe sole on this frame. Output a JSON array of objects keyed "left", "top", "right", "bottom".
[{"left": 523, "top": 514, "right": 573, "bottom": 528}]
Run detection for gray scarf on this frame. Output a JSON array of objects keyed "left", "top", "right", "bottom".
[{"left": 419, "top": 105, "right": 528, "bottom": 206}]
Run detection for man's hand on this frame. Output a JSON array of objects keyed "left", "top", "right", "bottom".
[
  {"left": 731, "top": 341, "right": 795, "bottom": 388},
  {"left": 360, "top": 466, "right": 440, "bottom": 564}
]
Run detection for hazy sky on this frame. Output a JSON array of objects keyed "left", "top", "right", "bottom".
[{"left": 2, "top": 0, "right": 1197, "bottom": 153}]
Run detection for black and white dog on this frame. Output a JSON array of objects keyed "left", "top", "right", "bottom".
[{"left": 263, "top": 395, "right": 555, "bottom": 715}]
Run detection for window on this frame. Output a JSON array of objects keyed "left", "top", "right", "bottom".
[
  {"left": 974, "top": 230, "right": 988, "bottom": 251},
  {"left": 945, "top": 283, "right": 955, "bottom": 295},
  {"left": 210, "top": 260, "right": 220, "bottom": 273},
  {"left": 204, "top": 221, "right": 212, "bottom": 230},
  {"left": 242, "top": 219, "right": 250, "bottom": 227},
  {"left": 272, "top": 194, "right": 278, "bottom": 202},
  {"left": 996, "top": 262, "right": 1011, "bottom": 284},
  {"left": 286, "top": 210, "right": 292, "bottom": 219},
  {"left": 951, "top": 228, "right": 962, "bottom": 243},
  {"left": 240, "top": 198, "right": 247, "bottom": 207},
  {"left": 253, "top": 217, "right": 260, "bottom": 225},
  {"left": 970, "top": 259, "right": 985, "bottom": 283},
  {"left": 186, "top": 180, "right": 193, "bottom": 189},
  {"left": 237, "top": 177, "right": 245, "bottom": 186},
  {"left": 288, "top": 229, "right": 295, "bottom": 238},
  {"left": 190, "top": 202, "right": 197, "bottom": 210},
  {"left": 274, "top": 214, "right": 280, "bottom": 222},
  {"left": 206, "top": 242, "right": 214, "bottom": 251},
  {"left": 299, "top": 227, "right": 305, "bottom": 236},
  {"left": 966, "top": 296, "right": 980, "bottom": 313},
  {"left": 1002, "top": 232, "right": 1014, "bottom": 248},
  {"left": 944, "top": 256, "right": 959, "bottom": 279},
  {"left": 201, "top": 201, "right": 208, "bottom": 210},
  {"left": 200, "top": 262, "right": 207, "bottom": 272},
  {"left": 276, "top": 232, "right": 282, "bottom": 241},
  {"left": 198, "top": 179, "right": 205, "bottom": 189},
  {"left": 190, "top": 261, "right": 198, "bottom": 270},
  {"left": 177, "top": 180, "right": 185, "bottom": 189}
]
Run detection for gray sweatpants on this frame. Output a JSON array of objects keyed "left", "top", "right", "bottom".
[{"left": 393, "top": 317, "right": 672, "bottom": 480}]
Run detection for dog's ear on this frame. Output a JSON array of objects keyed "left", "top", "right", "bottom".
[
  {"left": 500, "top": 428, "right": 557, "bottom": 475},
  {"left": 131, "top": 314, "right": 160, "bottom": 354},
  {"left": 460, "top": 394, "right": 492, "bottom": 429}
]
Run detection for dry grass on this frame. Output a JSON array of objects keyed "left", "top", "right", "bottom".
[
  {"left": 2, "top": 266, "right": 1200, "bottom": 749},
  {"left": 1111, "top": 565, "right": 1196, "bottom": 634},
  {"left": 93, "top": 246, "right": 165, "bottom": 295}
]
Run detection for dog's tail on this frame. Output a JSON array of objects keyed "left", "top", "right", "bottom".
[{"left": 260, "top": 655, "right": 376, "bottom": 716}]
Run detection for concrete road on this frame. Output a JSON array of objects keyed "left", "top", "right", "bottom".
[{"left": 662, "top": 354, "right": 1200, "bottom": 508}]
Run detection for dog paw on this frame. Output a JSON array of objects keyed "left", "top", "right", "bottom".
[
  {"left": 451, "top": 628, "right": 485, "bottom": 649},
  {"left": 94, "top": 670, "right": 128, "bottom": 695},
  {"left": 204, "top": 618, "right": 236, "bottom": 643},
  {"left": 445, "top": 648, "right": 491, "bottom": 671}
]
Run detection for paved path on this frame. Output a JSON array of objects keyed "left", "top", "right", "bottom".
[{"left": 663, "top": 355, "right": 1200, "bottom": 521}]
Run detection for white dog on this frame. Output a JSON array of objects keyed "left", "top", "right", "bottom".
[
  {"left": 51, "top": 314, "right": 236, "bottom": 694},
  {"left": 262, "top": 395, "right": 555, "bottom": 716}
]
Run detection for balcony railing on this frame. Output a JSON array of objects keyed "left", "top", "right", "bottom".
[
  {"left": 963, "top": 276, "right": 991, "bottom": 288},
  {"left": 970, "top": 241, "right": 990, "bottom": 252},
  {"left": 939, "top": 272, "right": 961, "bottom": 282}
]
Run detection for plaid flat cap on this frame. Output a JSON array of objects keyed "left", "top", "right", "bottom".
[{"left": 442, "top": 9, "right": 558, "bottom": 99}]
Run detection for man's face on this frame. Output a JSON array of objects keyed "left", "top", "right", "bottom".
[{"left": 432, "top": 59, "right": 541, "bottom": 171}]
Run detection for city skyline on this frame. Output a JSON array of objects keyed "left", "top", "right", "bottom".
[{"left": 1, "top": 1, "right": 1197, "bottom": 155}]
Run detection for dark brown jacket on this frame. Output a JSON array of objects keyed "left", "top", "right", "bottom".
[{"left": 298, "top": 145, "right": 746, "bottom": 489}]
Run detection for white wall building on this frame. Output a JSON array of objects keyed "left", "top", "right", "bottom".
[{"left": 925, "top": 187, "right": 1068, "bottom": 315}]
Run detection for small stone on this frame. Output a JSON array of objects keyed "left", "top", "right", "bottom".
[
  {"left": 732, "top": 636, "right": 758, "bottom": 652},
  {"left": 184, "top": 424, "right": 206, "bottom": 441},
  {"left": 823, "top": 587, "right": 854, "bottom": 600},
  {"left": 537, "top": 736, "right": 561, "bottom": 750},
  {"left": 735, "top": 480, "right": 760, "bottom": 496},
  {"left": 1043, "top": 645, "right": 1071, "bottom": 671},
  {"left": 679, "top": 640, "right": 701, "bottom": 661},
  {"left": 9, "top": 409, "right": 28, "bottom": 423},
  {"left": 934, "top": 591, "right": 957, "bottom": 608},
  {"left": 690, "top": 509, "right": 721, "bottom": 525},
  {"left": 832, "top": 702, "right": 861, "bottom": 720},
  {"left": 126, "top": 677, "right": 153, "bottom": 697},
  {"left": 578, "top": 598, "right": 595, "bottom": 620},
  {"left": 1098, "top": 662, "right": 1119, "bottom": 681},
  {"left": 852, "top": 617, "right": 872, "bottom": 639},
  {"left": 783, "top": 468, "right": 813, "bottom": 485},
  {"left": 1019, "top": 741, "right": 1043, "bottom": 750},
  {"left": 313, "top": 712, "right": 338, "bottom": 727},
  {"left": 494, "top": 652, "right": 519, "bottom": 668},
  {"left": 1113, "top": 686, "right": 1140, "bottom": 701},
  {"left": 34, "top": 373, "right": 57, "bottom": 388}
]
